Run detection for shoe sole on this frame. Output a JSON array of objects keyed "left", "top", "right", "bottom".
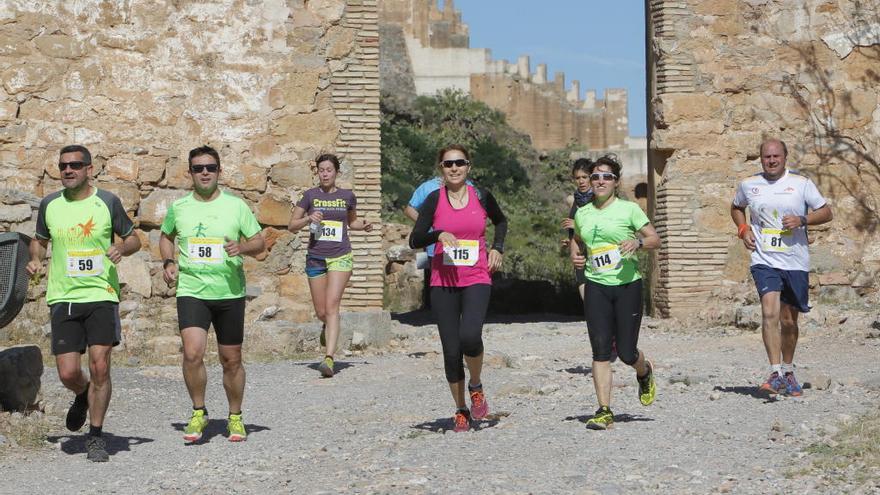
[
  {"left": 318, "top": 364, "right": 334, "bottom": 378},
  {"left": 228, "top": 434, "right": 246, "bottom": 442},
  {"left": 586, "top": 421, "right": 611, "bottom": 430},
  {"left": 183, "top": 433, "right": 202, "bottom": 442},
  {"left": 760, "top": 385, "right": 783, "bottom": 395},
  {"left": 66, "top": 409, "right": 87, "bottom": 432}
]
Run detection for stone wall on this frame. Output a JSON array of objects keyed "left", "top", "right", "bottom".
[
  {"left": 0, "top": 0, "right": 384, "bottom": 355},
  {"left": 648, "top": 0, "right": 880, "bottom": 317},
  {"left": 379, "top": 0, "right": 630, "bottom": 151}
]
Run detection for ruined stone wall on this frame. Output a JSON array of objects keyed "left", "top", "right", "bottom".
[
  {"left": 0, "top": 0, "right": 384, "bottom": 356},
  {"left": 649, "top": 0, "right": 880, "bottom": 317}
]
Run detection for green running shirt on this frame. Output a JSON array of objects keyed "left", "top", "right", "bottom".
[
  {"left": 574, "top": 198, "right": 650, "bottom": 286},
  {"left": 160, "top": 191, "right": 261, "bottom": 300},
  {"left": 35, "top": 188, "right": 135, "bottom": 305}
]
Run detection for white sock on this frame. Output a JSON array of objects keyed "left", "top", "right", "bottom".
[
  {"left": 770, "top": 364, "right": 782, "bottom": 375},
  {"left": 781, "top": 363, "right": 795, "bottom": 375}
]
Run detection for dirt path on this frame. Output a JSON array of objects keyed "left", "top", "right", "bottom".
[{"left": 2, "top": 314, "right": 878, "bottom": 494}]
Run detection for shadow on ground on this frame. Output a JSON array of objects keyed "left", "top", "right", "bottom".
[
  {"left": 713, "top": 385, "right": 777, "bottom": 402},
  {"left": 563, "top": 413, "right": 654, "bottom": 424},
  {"left": 170, "top": 419, "right": 271, "bottom": 444},
  {"left": 292, "top": 360, "right": 363, "bottom": 376},
  {"left": 392, "top": 310, "right": 583, "bottom": 327},
  {"left": 559, "top": 365, "right": 592, "bottom": 375},
  {"left": 411, "top": 416, "right": 500, "bottom": 432},
  {"left": 47, "top": 432, "right": 154, "bottom": 456}
]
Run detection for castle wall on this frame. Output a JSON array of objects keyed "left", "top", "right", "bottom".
[
  {"left": 0, "top": 1, "right": 384, "bottom": 352},
  {"left": 649, "top": 0, "right": 880, "bottom": 318}
]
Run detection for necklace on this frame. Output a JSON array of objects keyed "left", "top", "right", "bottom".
[{"left": 448, "top": 189, "right": 467, "bottom": 204}]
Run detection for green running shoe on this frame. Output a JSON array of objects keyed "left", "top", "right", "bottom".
[
  {"left": 585, "top": 406, "right": 614, "bottom": 430},
  {"left": 318, "top": 356, "right": 335, "bottom": 378},
  {"left": 183, "top": 409, "right": 208, "bottom": 442},
  {"left": 227, "top": 413, "right": 247, "bottom": 442},
  {"left": 638, "top": 360, "right": 656, "bottom": 406}
]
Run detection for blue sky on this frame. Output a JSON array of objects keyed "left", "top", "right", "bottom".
[{"left": 454, "top": 0, "right": 647, "bottom": 136}]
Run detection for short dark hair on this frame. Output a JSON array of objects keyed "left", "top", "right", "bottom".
[
  {"left": 315, "top": 153, "right": 340, "bottom": 171},
  {"left": 436, "top": 144, "right": 470, "bottom": 165},
  {"left": 760, "top": 139, "right": 788, "bottom": 157},
  {"left": 589, "top": 153, "right": 622, "bottom": 178},
  {"left": 59, "top": 144, "right": 92, "bottom": 165},
  {"left": 188, "top": 146, "right": 221, "bottom": 167},
  {"left": 571, "top": 157, "right": 593, "bottom": 175}
]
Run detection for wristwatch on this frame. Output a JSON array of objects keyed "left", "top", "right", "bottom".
[
  {"left": 163, "top": 259, "right": 176, "bottom": 269},
  {"left": 799, "top": 215, "right": 808, "bottom": 227},
  {"left": 637, "top": 238, "right": 644, "bottom": 249}
]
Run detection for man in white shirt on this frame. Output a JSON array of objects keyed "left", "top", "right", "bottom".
[{"left": 731, "top": 139, "right": 833, "bottom": 396}]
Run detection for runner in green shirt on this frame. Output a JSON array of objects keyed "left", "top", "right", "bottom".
[
  {"left": 159, "top": 146, "right": 264, "bottom": 443},
  {"left": 26, "top": 144, "right": 141, "bottom": 462},
  {"left": 572, "top": 154, "right": 661, "bottom": 430}
]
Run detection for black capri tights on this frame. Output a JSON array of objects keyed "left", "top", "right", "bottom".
[
  {"left": 584, "top": 279, "right": 643, "bottom": 365},
  {"left": 431, "top": 284, "right": 491, "bottom": 383}
]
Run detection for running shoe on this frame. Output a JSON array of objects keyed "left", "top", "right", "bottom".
[
  {"left": 638, "top": 360, "right": 656, "bottom": 406},
  {"left": 469, "top": 388, "right": 489, "bottom": 420},
  {"left": 783, "top": 372, "right": 803, "bottom": 397},
  {"left": 85, "top": 434, "right": 109, "bottom": 462},
  {"left": 759, "top": 371, "right": 786, "bottom": 395},
  {"left": 227, "top": 413, "right": 247, "bottom": 442},
  {"left": 318, "top": 356, "right": 335, "bottom": 378},
  {"left": 182, "top": 409, "right": 208, "bottom": 442},
  {"left": 66, "top": 382, "right": 89, "bottom": 432},
  {"left": 320, "top": 323, "right": 326, "bottom": 347},
  {"left": 585, "top": 406, "right": 614, "bottom": 430},
  {"left": 452, "top": 409, "right": 471, "bottom": 433}
]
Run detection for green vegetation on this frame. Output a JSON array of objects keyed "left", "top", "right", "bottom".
[
  {"left": 797, "top": 410, "right": 880, "bottom": 486},
  {"left": 381, "top": 90, "right": 579, "bottom": 297}
]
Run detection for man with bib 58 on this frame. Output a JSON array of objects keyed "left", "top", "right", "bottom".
[
  {"left": 27, "top": 144, "right": 141, "bottom": 461},
  {"left": 160, "top": 146, "right": 264, "bottom": 442},
  {"left": 731, "top": 139, "right": 832, "bottom": 396}
]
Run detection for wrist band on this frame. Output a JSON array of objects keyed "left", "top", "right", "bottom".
[
  {"left": 799, "top": 215, "right": 808, "bottom": 227},
  {"left": 737, "top": 224, "right": 749, "bottom": 239}
]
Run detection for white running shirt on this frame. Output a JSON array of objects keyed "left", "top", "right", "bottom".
[{"left": 733, "top": 169, "right": 827, "bottom": 271}]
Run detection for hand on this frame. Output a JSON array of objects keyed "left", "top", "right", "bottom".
[
  {"left": 781, "top": 214, "right": 803, "bottom": 230},
  {"left": 619, "top": 239, "right": 640, "bottom": 256},
  {"left": 106, "top": 244, "right": 123, "bottom": 264},
  {"left": 224, "top": 237, "right": 241, "bottom": 257},
  {"left": 437, "top": 231, "right": 458, "bottom": 248},
  {"left": 561, "top": 218, "right": 574, "bottom": 230},
  {"left": 742, "top": 230, "right": 756, "bottom": 251},
  {"left": 163, "top": 263, "right": 178, "bottom": 286},
  {"left": 571, "top": 252, "right": 586, "bottom": 270},
  {"left": 26, "top": 259, "right": 43, "bottom": 278},
  {"left": 488, "top": 249, "right": 503, "bottom": 273},
  {"left": 309, "top": 211, "right": 324, "bottom": 224},
  {"left": 363, "top": 222, "right": 374, "bottom": 232}
]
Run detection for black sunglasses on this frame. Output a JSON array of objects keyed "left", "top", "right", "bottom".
[
  {"left": 189, "top": 164, "right": 219, "bottom": 173},
  {"left": 590, "top": 172, "right": 617, "bottom": 181},
  {"left": 441, "top": 159, "right": 470, "bottom": 168},
  {"left": 58, "top": 161, "right": 87, "bottom": 171}
]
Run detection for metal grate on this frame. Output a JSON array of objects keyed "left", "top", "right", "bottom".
[{"left": 0, "top": 232, "right": 31, "bottom": 329}]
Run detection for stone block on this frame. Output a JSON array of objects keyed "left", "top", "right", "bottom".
[
  {"left": 0, "top": 345, "right": 43, "bottom": 412},
  {"left": 0, "top": 204, "right": 31, "bottom": 222},
  {"left": 272, "top": 109, "right": 339, "bottom": 147},
  {"left": 308, "top": 0, "right": 345, "bottom": 22},
  {"left": 139, "top": 189, "right": 186, "bottom": 227},
  {"left": 1, "top": 62, "right": 57, "bottom": 94},
  {"left": 138, "top": 156, "right": 167, "bottom": 184},
  {"left": 279, "top": 273, "right": 310, "bottom": 297},
  {"left": 270, "top": 161, "right": 315, "bottom": 188},
  {"left": 268, "top": 70, "right": 322, "bottom": 112},
  {"left": 106, "top": 156, "right": 138, "bottom": 182},
  {"left": 33, "top": 34, "right": 83, "bottom": 59},
  {"left": 657, "top": 94, "right": 723, "bottom": 122},
  {"left": 118, "top": 252, "right": 152, "bottom": 297},
  {"left": 735, "top": 304, "right": 761, "bottom": 330},
  {"left": 818, "top": 272, "right": 850, "bottom": 286},
  {"left": 98, "top": 181, "right": 141, "bottom": 212},
  {"left": 339, "top": 310, "right": 391, "bottom": 348},
  {"left": 256, "top": 195, "right": 293, "bottom": 227},
  {"left": 222, "top": 163, "right": 268, "bottom": 193}
]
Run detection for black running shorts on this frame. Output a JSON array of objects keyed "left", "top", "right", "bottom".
[
  {"left": 176, "top": 296, "right": 246, "bottom": 346},
  {"left": 50, "top": 301, "right": 121, "bottom": 355}
]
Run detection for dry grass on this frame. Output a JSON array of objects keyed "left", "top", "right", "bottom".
[
  {"left": 797, "top": 409, "right": 880, "bottom": 486},
  {"left": 0, "top": 409, "right": 57, "bottom": 453}
]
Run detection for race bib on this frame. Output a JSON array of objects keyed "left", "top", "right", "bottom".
[
  {"left": 188, "top": 237, "right": 224, "bottom": 264},
  {"left": 443, "top": 240, "right": 479, "bottom": 267},
  {"left": 590, "top": 244, "right": 622, "bottom": 273},
  {"left": 318, "top": 220, "right": 343, "bottom": 242},
  {"left": 66, "top": 249, "right": 104, "bottom": 277},
  {"left": 761, "top": 228, "right": 792, "bottom": 253}
]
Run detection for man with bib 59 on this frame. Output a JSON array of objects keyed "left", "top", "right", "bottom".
[{"left": 731, "top": 139, "right": 832, "bottom": 396}]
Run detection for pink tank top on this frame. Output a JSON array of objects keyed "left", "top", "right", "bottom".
[{"left": 430, "top": 185, "right": 491, "bottom": 287}]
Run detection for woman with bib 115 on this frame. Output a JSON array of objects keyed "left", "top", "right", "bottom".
[
  {"left": 571, "top": 155, "right": 660, "bottom": 430},
  {"left": 409, "top": 144, "right": 507, "bottom": 432},
  {"left": 288, "top": 154, "right": 372, "bottom": 377}
]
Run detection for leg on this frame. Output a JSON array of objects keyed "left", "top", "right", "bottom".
[
  {"left": 779, "top": 302, "right": 799, "bottom": 364},
  {"left": 613, "top": 280, "right": 648, "bottom": 376},
  {"left": 86, "top": 344, "right": 113, "bottom": 427},
  {"left": 218, "top": 344, "right": 245, "bottom": 414},
  {"left": 181, "top": 328, "right": 208, "bottom": 408},
  {"left": 322, "top": 269, "right": 352, "bottom": 358},
  {"left": 459, "top": 284, "right": 491, "bottom": 387},
  {"left": 55, "top": 352, "right": 88, "bottom": 395},
  {"left": 308, "top": 275, "right": 329, "bottom": 326},
  {"left": 431, "top": 286, "right": 466, "bottom": 409},
  {"left": 584, "top": 281, "right": 615, "bottom": 407},
  {"left": 760, "top": 291, "right": 783, "bottom": 365}
]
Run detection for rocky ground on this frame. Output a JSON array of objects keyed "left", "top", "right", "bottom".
[{"left": 1, "top": 310, "right": 879, "bottom": 494}]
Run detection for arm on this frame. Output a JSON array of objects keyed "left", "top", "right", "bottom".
[
  {"left": 403, "top": 205, "right": 419, "bottom": 222},
  {"left": 159, "top": 232, "right": 178, "bottom": 285},
  {"left": 409, "top": 191, "right": 444, "bottom": 249},
  {"left": 620, "top": 223, "right": 661, "bottom": 255},
  {"left": 225, "top": 232, "right": 265, "bottom": 258},
  {"left": 348, "top": 209, "right": 374, "bottom": 232},
  {"left": 288, "top": 206, "right": 314, "bottom": 233},
  {"left": 26, "top": 238, "right": 49, "bottom": 277},
  {"left": 482, "top": 190, "right": 507, "bottom": 273},
  {"left": 570, "top": 231, "right": 586, "bottom": 270},
  {"left": 562, "top": 203, "right": 578, "bottom": 237},
  {"left": 782, "top": 204, "right": 833, "bottom": 229},
  {"left": 106, "top": 234, "right": 141, "bottom": 264},
  {"left": 731, "top": 203, "right": 755, "bottom": 251}
]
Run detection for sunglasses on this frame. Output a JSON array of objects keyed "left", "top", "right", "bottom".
[
  {"left": 58, "top": 161, "right": 87, "bottom": 171},
  {"left": 189, "top": 164, "right": 219, "bottom": 173},
  {"left": 590, "top": 172, "right": 617, "bottom": 181},
  {"left": 441, "top": 159, "right": 470, "bottom": 168}
]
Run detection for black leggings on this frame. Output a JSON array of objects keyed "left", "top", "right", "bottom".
[
  {"left": 431, "top": 284, "right": 491, "bottom": 383},
  {"left": 584, "top": 279, "right": 643, "bottom": 365}
]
